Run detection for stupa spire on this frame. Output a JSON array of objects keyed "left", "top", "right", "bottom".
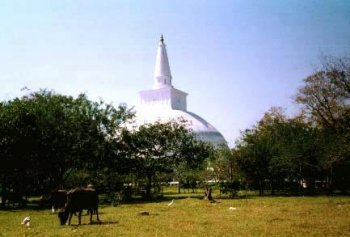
[{"left": 153, "top": 35, "right": 172, "bottom": 89}]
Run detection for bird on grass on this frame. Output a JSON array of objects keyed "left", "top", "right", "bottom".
[
  {"left": 21, "top": 216, "right": 31, "bottom": 227},
  {"left": 167, "top": 199, "right": 174, "bottom": 207}
]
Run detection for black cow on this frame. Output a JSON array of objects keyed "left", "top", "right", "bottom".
[
  {"left": 50, "top": 190, "right": 67, "bottom": 213},
  {"left": 58, "top": 188, "right": 100, "bottom": 225}
]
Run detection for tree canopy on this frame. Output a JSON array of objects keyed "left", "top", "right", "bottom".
[
  {"left": 121, "top": 121, "right": 212, "bottom": 199},
  {"left": 295, "top": 56, "right": 350, "bottom": 192},
  {"left": 1, "top": 55, "right": 350, "bottom": 204},
  {"left": 231, "top": 56, "right": 350, "bottom": 195},
  {"left": 0, "top": 90, "right": 133, "bottom": 203}
]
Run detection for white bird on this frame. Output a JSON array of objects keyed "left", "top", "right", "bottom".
[
  {"left": 167, "top": 199, "right": 174, "bottom": 207},
  {"left": 228, "top": 207, "right": 237, "bottom": 211},
  {"left": 21, "top": 216, "right": 31, "bottom": 227}
]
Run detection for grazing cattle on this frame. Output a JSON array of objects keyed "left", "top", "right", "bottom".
[
  {"left": 58, "top": 188, "right": 100, "bottom": 225},
  {"left": 50, "top": 190, "right": 67, "bottom": 213}
]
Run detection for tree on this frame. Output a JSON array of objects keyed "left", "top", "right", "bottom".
[
  {"left": 121, "top": 121, "right": 211, "bottom": 199},
  {"left": 0, "top": 90, "right": 133, "bottom": 204},
  {"left": 235, "top": 108, "right": 322, "bottom": 195},
  {"left": 210, "top": 146, "right": 241, "bottom": 197},
  {"left": 235, "top": 126, "right": 273, "bottom": 196},
  {"left": 296, "top": 75, "right": 348, "bottom": 130},
  {"left": 295, "top": 56, "right": 350, "bottom": 193}
]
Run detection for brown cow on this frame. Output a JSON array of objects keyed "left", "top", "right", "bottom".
[{"left": 58, "top": 188, "right": 100, "bottom": 225}]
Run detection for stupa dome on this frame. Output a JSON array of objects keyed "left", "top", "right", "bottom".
[{"left": 137, "top": 108, "right": 227, "bottom": 146}]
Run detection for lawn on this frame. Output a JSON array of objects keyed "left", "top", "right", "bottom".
[{"left": 0, "top": 194, "right": 349, "bottom": 237}]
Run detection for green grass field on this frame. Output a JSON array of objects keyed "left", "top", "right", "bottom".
[{"left": 0, "top": 194, "right": 349, "bottom": 237}]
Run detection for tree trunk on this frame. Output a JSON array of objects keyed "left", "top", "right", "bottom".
[
  {"left": 0, "top": 182, "right": 4, "bottom": 208},
  {"left": 1, "top": 177, "right": 7, "bottom": 208},
  {"left": 229, "top": 160, "right": 234, "bottom": 184},
  {"left": 204, "top": 186, "right": 213, "bottom": 201},
  {"left": 327, "top": 166, "right": 334, "bottom": 195},
  {"left": 146, "top": 174, "right": 152, "bottom": 200},
  {"left": 259, "top": 180, "right": 264, "bottom": 196}
]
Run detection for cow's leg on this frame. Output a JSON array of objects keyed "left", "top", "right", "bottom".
[
  {"left": 95, "top": 208, "right": 100, "bottom": 222},
  {"left": 89, "top": 208, "right": 93, "bottom": 223},
  {"left": 78, "top": 210, "right": 82, "bottom": 225},
  {"left": 67, "top": 212, "right": 73, "bottom": 225}
]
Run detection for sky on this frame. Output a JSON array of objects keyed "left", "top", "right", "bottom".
[{"left": 0, "top": 0, "right": 349, "bottom": 146}]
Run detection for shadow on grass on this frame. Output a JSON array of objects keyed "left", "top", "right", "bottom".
[
  {"left": 120, "top": 194, "right": 207, "bottom": 205},
  {"left": 117, "top": 194, "right": 251, "bottom": 206},
  {"left": 216, "top": 195, "right": 253, "bottom": 200},
  {"left": 66, "top": 220, "right": 119, "bottom": 227},
  {"left": 0, "top": 204, "right": 49, "bottom": 211},
  {"left": 3, "top": 192, "right": 349, "bottom": 211}
]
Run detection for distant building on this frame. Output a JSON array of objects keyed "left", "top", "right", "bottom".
[{"left": 136, "top": 35, "right": 227, "bottom": 147}]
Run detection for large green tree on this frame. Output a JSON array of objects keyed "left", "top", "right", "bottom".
[
  {"left": 0, "top": 90, "right": 133, "bottom": 204},
  {"left": 295, "top": 56, "right": 350, "bottom": 193},
  {"left": 235, "top": 108, "right": 322, "bottom": 195},
  {"left": 121, "top": 121, "right": 211, "bottom": 199}
]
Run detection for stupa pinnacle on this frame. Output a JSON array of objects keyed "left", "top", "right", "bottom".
[{"left": 153, "top": 35, "right": 173, "bottom": 89}]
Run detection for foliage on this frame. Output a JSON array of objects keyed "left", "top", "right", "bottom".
[
  {"left": 121, "top": 121, "right": 212, "bottom": 199},
  {"left": 295, "top": 56, "right": 350, "bottom": 193},
  {"left": 208, "top": 145, "right": 242, "bottom": 196},
  {"left": 0, "top": 90, "right": 133, "bottom": 203},
  {"left": 232, "top": 56, "right": 350, "bottom": 195},
  {"left": 1, "top": 55, "right": 349, "bottom": 201},
  {"left": 295, "top": 56, "right": 350, "bottom": 130},
  {"left": 235, "top": 108, "right": 323, "bottom": 195}
]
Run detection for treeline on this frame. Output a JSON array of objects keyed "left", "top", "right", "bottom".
[
  {"left": 0, "top": 56, "right": 349, "bottom": 205},
  {"left": 211, "top": 56, "right": 350, "bottom": 195},
  {"left": 0, "top": 90, "right": 211, "bottom": 204}
]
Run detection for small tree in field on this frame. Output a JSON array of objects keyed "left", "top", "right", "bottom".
[{"left": 210, "top": 145, "right": 242, "bottom": 197}]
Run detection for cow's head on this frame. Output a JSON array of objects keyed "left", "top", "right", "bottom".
[{"left": 58, "top": 209, "right": 69, "bottom": 225}]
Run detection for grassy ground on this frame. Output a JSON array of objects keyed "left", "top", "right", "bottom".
[{"left": 0, "top": 193, "right": 349, "bottom": 237}]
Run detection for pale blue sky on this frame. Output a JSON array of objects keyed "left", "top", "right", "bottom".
[{"left": 1, "top": 0, "right": 349, "bottom": 146}]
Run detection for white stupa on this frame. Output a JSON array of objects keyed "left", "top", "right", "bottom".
[{"left": 137, "top": 35, "right": 227, "bottom": 146}]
